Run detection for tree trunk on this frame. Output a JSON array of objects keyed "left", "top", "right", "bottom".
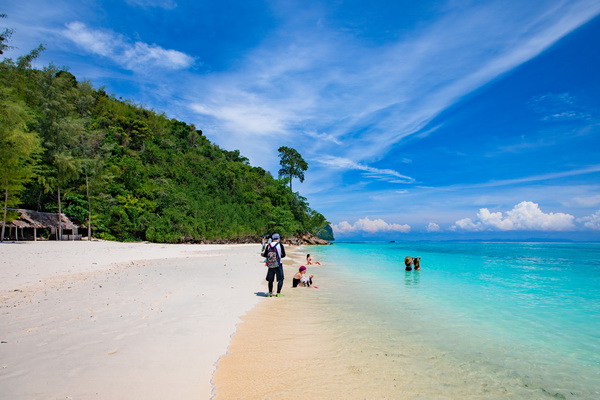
[
  {"left": 57, "top": 186, "right": 62, "bottom": 241},
  {"left": 1, "top": 179, "right": 8, "bottom": 242},
  {"left": 86, "top": 170, "right": 91, "bottom": 240}
]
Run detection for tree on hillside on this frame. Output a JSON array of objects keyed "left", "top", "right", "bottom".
[
  {"left": 36, "top": 66, "right": 86, "bottom": 239},
  {"left": 0, "top": 88, "right": 42, "bottom": 241},
  {"left": 277, "top": 146, "right": 308, "bottom": 192},
  {"left": 73, "top": 81, "right": 107, "bottom": 240},
  {"left": 0, "top": 15, "right": 43, "bottom": 241},
  {"left": 0, "top": 14, "right": 14, "bottom": 55}
]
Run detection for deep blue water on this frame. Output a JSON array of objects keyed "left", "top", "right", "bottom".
[{"left": 308, "top": 242, "right": 600, "bottom": 398}]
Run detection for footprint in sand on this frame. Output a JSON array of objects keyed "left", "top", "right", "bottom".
[{"left": 349, "top": 366, "right": 363, "bottom": 375}]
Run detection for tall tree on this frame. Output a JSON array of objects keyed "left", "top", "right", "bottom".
[
  {"left": 0, "top": 88, "right": 41, "bottom": 241},
  {"left": 0, "top": 15, "right": 43, "bottom": 241},
  {"left": 36, "top": 66, "right": 84, "bottom": 239},
  {"left": 277, "top": 146, "right": 308, "bottom": 192},
  {"left": 75, "top": 127, "right": 107, "bottom": 239},
  {"left": 68, "top": 79, "right": 107, "bottom": 240}
]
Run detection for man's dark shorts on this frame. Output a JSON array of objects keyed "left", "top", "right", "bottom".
[{"left": 266, "top": 265, "right": 284, "bottom": 282}]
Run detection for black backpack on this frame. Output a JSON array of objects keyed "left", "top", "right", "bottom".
[{"left": 264, "top": 243, "right": 280, "bottom": 268}]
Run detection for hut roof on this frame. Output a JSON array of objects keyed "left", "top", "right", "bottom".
[{"left": 6, "top": 209, "right": 79, "bottom": 230}]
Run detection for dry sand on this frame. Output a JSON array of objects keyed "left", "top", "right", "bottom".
[{"left": 0, "top": 240, "right": 267, "bottom": 399}]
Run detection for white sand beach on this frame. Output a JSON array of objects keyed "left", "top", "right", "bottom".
[{"left": 0, "top": 240, "right": 266, "bottom": 399}]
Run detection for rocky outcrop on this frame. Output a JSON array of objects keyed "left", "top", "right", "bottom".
[{"left": 283, "top": 232, "right": 331, "bottom": 245}]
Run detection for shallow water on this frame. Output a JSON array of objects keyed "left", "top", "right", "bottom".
[{"left": 306, "top": 242, "right": 600, "bottom": 399}]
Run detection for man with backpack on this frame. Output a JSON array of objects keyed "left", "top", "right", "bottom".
[{"left": 261, "top": 233, "right": 286, "bottom": 297}]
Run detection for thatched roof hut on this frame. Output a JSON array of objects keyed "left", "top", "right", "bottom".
[
  {"left": 4, "top": 209, "right": 80, "bottom": 240},
  {"left": 8, "top": 209, "right": 78, "bottom": 230}
]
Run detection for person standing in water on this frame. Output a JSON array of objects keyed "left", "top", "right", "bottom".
[
  {"left": 413, "top": 257, "right": 421, "bottom": 270},
  {"left": 404, "top": 256, "right": 413, "bottom": 271}
]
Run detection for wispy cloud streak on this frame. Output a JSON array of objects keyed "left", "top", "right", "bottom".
[
  {"left": 186, "top": 0, "right": 600, "bottom": 165},
  {"left": 317, "top": 156, "right": 415, "bottom": 183}
]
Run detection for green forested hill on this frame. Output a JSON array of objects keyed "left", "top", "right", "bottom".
[{"left": 1, "top": 46, "right": 330, "bottom": 242}]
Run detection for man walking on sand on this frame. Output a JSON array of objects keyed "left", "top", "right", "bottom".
[{"left": 262, "top": 233, "right": 286, "bottom": 297}]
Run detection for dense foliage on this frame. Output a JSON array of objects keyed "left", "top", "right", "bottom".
[{"left": 0, "top": 41, "right": 332, "bottom": 242}]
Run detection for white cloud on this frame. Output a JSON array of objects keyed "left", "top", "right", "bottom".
[
  {"left": 61, "top": 22, "right": 194, "bottom": 71},
  {"left": 334, "top": 221, "right": 354, "bottom": 233},
  {"left": 123, "top": 42, "right": 193, "bottom": 69},
  {"left": 426, "top": 222, "right": 441, "bottom": 232},
  {"left": 332, "top": 217, "right": 410, "bottom": 234},
  {"left": 61, "top": 22, "right": 116, "bottom": 57},
  {"left": 578, "top": 211, "right": 600, "bottom": 230},
  {"left": 317, "top": 156, "right": 414, "bottom": 183},
  {"left": 452, "top": 201, "right": 576, "bottom": 232}
]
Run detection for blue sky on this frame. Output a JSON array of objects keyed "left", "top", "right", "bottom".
[{"left": 3, "top": 0, "right": 600, "bottom": 241}]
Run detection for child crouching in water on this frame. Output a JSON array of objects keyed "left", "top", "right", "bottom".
[{"left": 293, "top": 266, "right": 314, "bottom": 287}]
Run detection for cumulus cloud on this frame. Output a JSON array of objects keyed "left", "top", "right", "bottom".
[
  {"left": 452, "top": 201, "right": 576, "bottom": 232},
  {"left": 578, "top": 211, "right": 600, "bottom": 230},
  {"left": 426, "top": 222, "right": 441, "bottom": 232},
  {"left": 333, "top": 217, "right": 411, "bottom": 234},
  {"left": 61, "top": 22, "right": 194, "bottom": 71}
]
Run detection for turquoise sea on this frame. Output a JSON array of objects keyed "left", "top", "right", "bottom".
[{"left": 306, "top": 242, "right": 600, "bottom": 399}]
